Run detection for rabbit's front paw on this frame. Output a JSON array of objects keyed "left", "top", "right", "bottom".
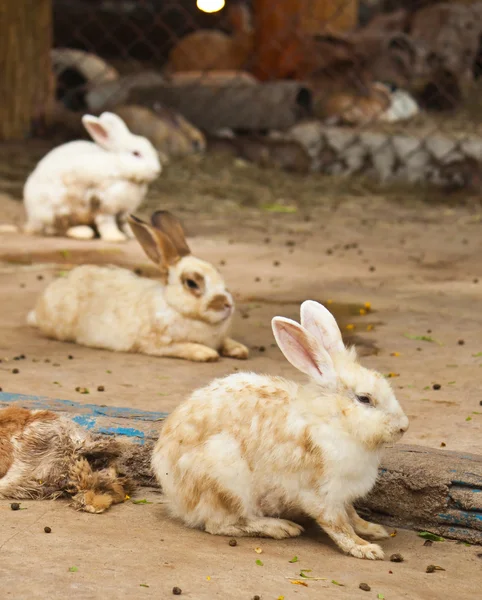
[
  {"left": 220, "top": 338, "right": 249, "bottom": 360},
  {"left": 349, "top": 543, "right": 384, "bottom": 560},
  {"left": 190, "top": 346, "right": 220, "bottom": 362},
  {"left": 66, "top": 225, "right": 95, "bottom": 240},
  {"left": 100, "top": 229, "right": 128, "bottom": 243},
  {"left": 358, "top": 523, "right": 389, "bottom": 540}
]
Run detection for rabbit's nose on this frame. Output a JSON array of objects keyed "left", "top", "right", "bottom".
[{"left": 399, "top": 418, "right": 409, "bottom": 434}]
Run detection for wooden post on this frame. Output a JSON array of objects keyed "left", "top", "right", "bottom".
[{"left": 0, "top": 0, "right": 53, "bottom": 141}]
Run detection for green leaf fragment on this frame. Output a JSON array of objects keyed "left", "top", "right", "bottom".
[
  {"left": 418, "top": 531, "right": 445, "bottom": 542},
  {"left": 331, "top": 580, "right": 344, "bottom": 586},
  {"left": 59, "top": 250, "right": 71, "bottom": 258},
  {"left": 68, "top": 566, "right": 78, "bottom": 572},
  {"left": 256, "top": 559, "right": 263, "bottom": 566},
  {"left": 404, "top": 334, "right": 442, "bottom": 345},
  {"left": 132, "top": 499, "right": 153, "bottom": 505},
  {"left": 466, "top": 416, "right": 472, "bottom": 422},
  {"left": 140, "top": 584, "right": 149, "bottom": 588},
  {"left": 472, "top": 352, "right": 482, "bottom": 357},
  {"left": 448, "top": 381, "right": 456, "bottom": 384},
  {"left": 261, "top": 203, "right": 297, "bottom": 213},
  {"left": 423, "top": 386, "right": 430, "bottom": 390},
  {"left": 378, "top": 594, "right": 385, "bottom": 599},
  {"left": 289, "top": 556, "right": 299, "bottom": 563}
]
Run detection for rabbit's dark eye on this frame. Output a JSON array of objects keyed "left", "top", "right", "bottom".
[
  {"left": 356, "top": 395, "right": 372, "bottom": 405},
  {"left": 186, "top": 279, "right": 199, "bottom": 290},
  {"left": 132, "top": 151, "right": 141, "bottom": 157}
]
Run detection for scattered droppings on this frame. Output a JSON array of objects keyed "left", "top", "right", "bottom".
[
  {"left": 258, "top": 346, "right": 265, "bottom": 352},
  {"left": 369, "top": 266, "right": 376, "bottom": 272},
  {"left": 75, "top": 387, "right": 89, "bottom": 394},
  {"left": 474, "top": 278, "right": 479, "bottom": 284},
  {"left": 68, "top": 355, "right": 74, "bottom": 360},
  {"left": 37, "top": 275, "right": 44, "bottom": 280},
  {"left": 228, "top": 539, "right": 237, "bottom": 547},
  {"left": 253, "top": 596, "right": 261, "bottom": 600},
  {"left": 359, "top": 583, "right": 371, "bottom": 591},
  {"left": 219, "top": 260, "right": 226, "bottom": 266},
  {"left": 255, "top": 277, "right": 261, "bottom": 282},
  {"left": 134, "top": 268, "right": 143, "bottom": 276},
  {"left": 432, "top": 384, "right": 441, "bottom": 390},
  {"left": 10, "top": 503, "right": 21, "bottom": 511},
  {"left": 440, "top": 442, "right": 446, "bottom": 448},
  {"left": 286, "top": 240, "right": 295, "bottom": 247},
  {"left": 326, "top": 249, "right": 333, "bottom": 255},
  {"left": 273, "top": 260, "right": 280, "bottom": 267},
  {"left": 44, "top": 526, "right": 52, "bottom": 533},
  {"left": 264, "top": 237, "right": 271, "bottom": 244},
  {"left": 426, "top": 564, "right": 445, "bottom": 573},
  {"left": 457, "top": 339, "right": 465, "bottom": 345},
  {"left": 12, "top": 369, "right": 19, "bottom": 374},
  {"left": 97, "top": 386, "right": 105, "bottom": 392},
  {"left": 172, "top": 587, "right": 182, "bottom": 595},
  {"left": 390, "top": 553, "right": 404, "bottom": 563}
]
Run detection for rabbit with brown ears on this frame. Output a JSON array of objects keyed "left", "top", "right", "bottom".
[
  {"left": 28, "top": 211, "right": 249, "bottom": 363},
  {"left": 152, "top": 301, "right": 408, "bottom": 559}
]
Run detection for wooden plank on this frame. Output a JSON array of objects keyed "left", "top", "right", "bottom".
[
  {"left": 0, "top": 392, "right": 166, "bottom": 443},
  {"left": 1, "top": 392, "right": 481, "bottom": 544}
]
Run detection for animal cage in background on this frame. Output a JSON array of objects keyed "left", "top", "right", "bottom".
[{"left": 3, "top": 0, "right": 482, "bottom": 190}]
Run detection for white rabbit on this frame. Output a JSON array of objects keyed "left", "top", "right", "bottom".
[
  {"left": 152, "top": 300, "right": 409, "bottom": 559},
  {"left": 23, "top": 111, "right": 161, "bottom": 242},
  {"left": 27, "top": 210, "right": 249, "bottom": 363}
]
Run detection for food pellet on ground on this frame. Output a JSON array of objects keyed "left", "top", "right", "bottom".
[
  {"left": 44, "top": 527, "right": 52, "bottom": 533},
  {"left": 432, "top": 383, "right": 441, "bottom": 390},
  {"left": 359, "top": 583, "right": 371, "bottom": 591},
  {"left": 10, "top": 503, "right": 20, "bottom": 511},
  {"left": 172, "top": 587, "right": 182, "bottom": 595},
  {"left": 228, "top": 539, "right": 237, "bottom": 547},
  {"left": 390, "top": 553, "right": 404, "bottom": 562}
]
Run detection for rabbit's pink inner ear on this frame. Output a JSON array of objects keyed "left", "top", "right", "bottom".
[
  {"left": 272, "top": 317, "right": 334, "bottom": 385},
  {"left": 300, "top": 301, "right": 345, "bottom": 355},
  {"left": 82, "top": 117, "right": 111, "bottom": 149}
]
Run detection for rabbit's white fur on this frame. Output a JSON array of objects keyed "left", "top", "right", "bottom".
[
  {"left": 28, "top": 211, "right": 248, "bottom": 363},
  {"left": 152, "top": 301, "right": 408, "bottom": 559},
  {"left": 23, "top": 112, "right": 161, "bottom": 242}
]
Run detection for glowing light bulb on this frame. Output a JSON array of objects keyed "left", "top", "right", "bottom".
[{"left": 196, "top": 0, "right": 225, "bottom": 14}]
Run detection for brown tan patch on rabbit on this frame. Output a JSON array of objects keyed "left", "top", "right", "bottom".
[
  {"left": 28, "top": 210, "right": 248, "bottom": 363},
  {"left": 152, "top": 301, "right": 408, "bottom": 558},
  {"left": 0, "top": 407, "right": 134, "bottom": 513}
]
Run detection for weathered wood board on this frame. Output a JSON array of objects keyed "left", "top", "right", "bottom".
[{"left": 1, "top": 392, "right": 481, "bottom": 544}]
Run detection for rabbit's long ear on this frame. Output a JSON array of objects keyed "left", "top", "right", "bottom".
[
  {"left": 128, "top": 214, "right": 180, "bottom": 268},
  {"left": 82, "top": 115, "right": 115, "bottom": 150},
  {"left": 272, "top": 317, "right": 337, "bottom": 386},
  {"left": 150, "top": 211, "right": 191, "bottom": 257},
  {"left": 300, "top": 301, "right": 345, "bottom": 355}
]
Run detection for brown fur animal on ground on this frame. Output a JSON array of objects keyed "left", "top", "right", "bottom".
[
  {"left": 167, "top": 3, "right": 254, "bottom": 73},
  {"left": 0, "top": 407, "right": 134, "bottom": 513}
]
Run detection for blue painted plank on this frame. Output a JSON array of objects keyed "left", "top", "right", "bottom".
[
  {"left": 0, "top": 392, "right": 165, "bottom": 443},
  {"left": 0, "top": 392, "right": 168, "bottom": 421}
]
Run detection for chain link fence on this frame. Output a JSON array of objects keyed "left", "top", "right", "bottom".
[{"left": 14, "top": 1, "right": 482, "bottom": 188}]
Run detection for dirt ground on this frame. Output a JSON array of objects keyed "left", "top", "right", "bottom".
[{"left": 1, "top": 150, "right": 481, "bottom": 598}]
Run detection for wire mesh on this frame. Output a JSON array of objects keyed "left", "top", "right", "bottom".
[{"left": 7, "top": 0, "right": 482, "bottom": 187}]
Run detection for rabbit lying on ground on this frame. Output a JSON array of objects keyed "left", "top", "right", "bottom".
[
  {"left": 23, "top": 112, "right": 161, "bottom": 242},
  {"left": 152, "top": 300, "right": 408, "bottom": 558},
  {"left": 27, "top": 210, "right": 249, "bottom": 363},
  {"left": 0, "top": 407, "right": 134, "bottom": 513}
]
